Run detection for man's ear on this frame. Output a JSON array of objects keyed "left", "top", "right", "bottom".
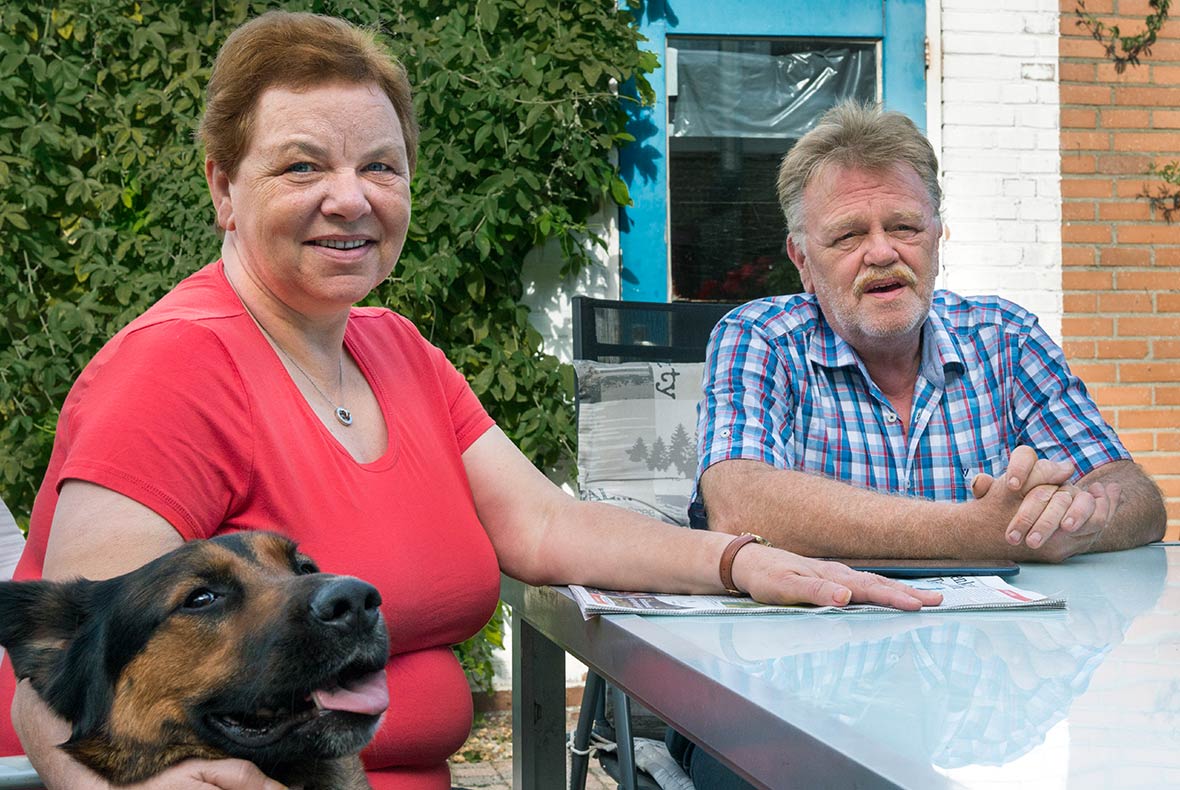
[
  {"left": 0, "top": 579, "right": 112, "bottom": 729},
  {"left": 785, "top": 234, "right": 814, "bottom": 293},
  {"left": 205, "top": 158, "right": 236, "bottom": 232}
]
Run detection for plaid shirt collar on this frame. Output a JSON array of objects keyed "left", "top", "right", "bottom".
[{"left": 804, "top": 306, "right": 967, "bottom": 390}]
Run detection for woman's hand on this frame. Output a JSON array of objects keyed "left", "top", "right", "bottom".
[
  {"left": 731, "top": 546, "right": 944, "bottom": 610},
  {"left": 13, "top": 679, "right": 285, "bottom": 790},
  {"left": 123, "top": 761, "right": 287, "bottom": 790}
]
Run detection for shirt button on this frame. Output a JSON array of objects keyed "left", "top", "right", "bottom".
[
  {"left": 885, "top": 412, "right": 898, "bottom": 424},
  {"left": 720, "top": 429, "right": 731, "bottom": 438}
]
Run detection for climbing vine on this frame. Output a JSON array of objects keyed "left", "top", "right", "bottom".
[
  {"left": 1141, "top": 161, "right": 1180, "bottom": 223},
  {"left": 1074, "top": 1, "right": 1180, "bottom": 220},
  {"left": 1076, "top": 0, "right": 1171, "bottom": 73}
]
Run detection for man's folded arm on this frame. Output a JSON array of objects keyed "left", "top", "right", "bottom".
[
  {"left": 1079, "top": 460, "right": 1166, "bottom": 552},
  {"left": 699, "top": 459, "right": 998, "bottom": 559},
  {"left": 697, "top": 457, "right": 1137, "bottom": 562}
]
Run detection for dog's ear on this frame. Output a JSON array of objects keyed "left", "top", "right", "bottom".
[
  {"left": 0, "top": 579, "right": 92, "bottom": 684},
  {"left": 0, "top": 578, "right": 114, "bottom": 732}
]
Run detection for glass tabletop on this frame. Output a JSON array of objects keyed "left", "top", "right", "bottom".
[{"left": 616, "top": 544, "right": 1179, "bottom": 788}]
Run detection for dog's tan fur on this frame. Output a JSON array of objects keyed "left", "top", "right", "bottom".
[{"left": 0, "top": 532, "right": 389, "bottom": 788}]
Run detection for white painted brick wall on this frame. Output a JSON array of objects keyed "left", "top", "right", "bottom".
[{"left": 938, "top": 0, "right": 1063, "bottom": 339}]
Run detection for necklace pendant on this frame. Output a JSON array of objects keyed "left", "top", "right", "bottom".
[{"left": 335, "top": 407, "right": 353, "bottom": 427}]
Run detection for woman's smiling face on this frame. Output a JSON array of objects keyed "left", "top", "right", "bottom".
[{"left": 209, "top": 80, "right": 411, "bottom": 317}]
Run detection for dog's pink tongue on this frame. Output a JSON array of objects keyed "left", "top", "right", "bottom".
[{"left": 312, "top": 669, "right": 389, "bottom": 715}]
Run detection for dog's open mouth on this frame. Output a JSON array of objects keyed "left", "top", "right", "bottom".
[{"left": 205, "top": 664, "right": 389, "bottom": 749}]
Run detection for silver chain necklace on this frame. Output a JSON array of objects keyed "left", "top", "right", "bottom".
[{"left": 226, "top": 274, "right": 354, "bottom": 427}]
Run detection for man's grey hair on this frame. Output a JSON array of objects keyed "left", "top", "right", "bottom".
[{"left": 777, "top": 101, "right": 942, "bottom": 247}]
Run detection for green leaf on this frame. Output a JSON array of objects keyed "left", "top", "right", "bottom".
[
  {"left": 473, "top": 123, "right": 492, "bottom": 152},
  {"left": 609, "top": 175, "right": 632, "bottom": 206},
  {"left": 476, "top": 0, "right": 500, "bottom": 32}
]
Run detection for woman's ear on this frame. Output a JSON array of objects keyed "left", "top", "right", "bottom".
[{"left": 205, "top": 158, "right": 235, "bottom": 232}]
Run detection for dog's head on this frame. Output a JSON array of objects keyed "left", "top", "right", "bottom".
[{"left": 0, "top": 532, "right": 390, "bottom": 784}]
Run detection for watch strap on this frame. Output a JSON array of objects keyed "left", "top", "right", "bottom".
[{"left": 719, "top": 533, "right": 767, "bottom": 595}]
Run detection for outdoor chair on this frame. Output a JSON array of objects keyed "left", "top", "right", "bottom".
[
  {"left": 568, "top": 296, "right": 737, "bottom": 790},
  {"left": 0, "top": 497, "right": 43, "bottom": 790}
]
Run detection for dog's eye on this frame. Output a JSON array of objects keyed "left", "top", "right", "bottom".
[
  {"left": 296, "top": 559, "right": 319, "bottom": 575},
  {"left": 182, "top": 588, "right": 221, "bottom": 610}
]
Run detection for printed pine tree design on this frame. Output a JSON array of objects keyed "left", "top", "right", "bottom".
[
  {"left": 626, "top": 423, "right": 696, "bottom": 474},
  {"left": 649, "top": 437, "right": 670, "bottom": 470},
  {"left": 668, "top": 423, "right": 696, "bottom": 476},
  {"left": 627, "top": 437, "right": 649, "bottom": 463}
]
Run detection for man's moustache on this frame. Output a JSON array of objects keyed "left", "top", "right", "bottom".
[{"left": 854, "top": 268, "right": 917, "bottom": 297}]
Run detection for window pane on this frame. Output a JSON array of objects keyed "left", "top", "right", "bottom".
[{"left": 668, "top": 37, "right": 877, "bottom": 302}]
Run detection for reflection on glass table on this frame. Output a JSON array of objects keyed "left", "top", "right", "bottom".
[{"left": 660, "top": 549, "right": 1169, "bottom": 786}]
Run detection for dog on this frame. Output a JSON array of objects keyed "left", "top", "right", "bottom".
[{"left": 0, "top": 531, "right": 389, "bottom": 788}]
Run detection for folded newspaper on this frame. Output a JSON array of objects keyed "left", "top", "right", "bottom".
[{"left": 568, "top": 576, "right": 1065, "bottom": 619}]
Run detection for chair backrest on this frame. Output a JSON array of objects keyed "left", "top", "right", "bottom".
[
  {"left": 572, "top": 296, "right": 738, "bottom": 526},
  {"left": 0, "top": 503, "right": 41, "bottom": 787},
  {"left": 0, "top": 498, "right": 21, "bottom": 582},
  {"left": 573, "top": 296, "right": 737, "bottom": 364}
]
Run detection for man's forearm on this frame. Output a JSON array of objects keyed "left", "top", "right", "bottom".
[
  {"left": 1082, "top": 460, "right": 1167, "bottom": 552},
  {"left": 699, "top": 460, "right": 1008, "bottom": 559}
]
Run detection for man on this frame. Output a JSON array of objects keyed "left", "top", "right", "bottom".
[{"left": 694, "top": 101, "right": 1165, "bottom": 562}]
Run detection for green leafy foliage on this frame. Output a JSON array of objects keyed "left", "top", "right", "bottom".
[
  {"left": 0, "top": 0, "right": 653, "bottom": 692},
  {"left": 1141, "top": 160, "right": 1180, "bottom": 223},
  {"left": 1076, "top": 0, "right": 1172, "bottom": 73}
]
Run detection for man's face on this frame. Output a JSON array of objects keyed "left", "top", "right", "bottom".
[{"left": 787, "top": 162, "right": 941, "bottom": 359}]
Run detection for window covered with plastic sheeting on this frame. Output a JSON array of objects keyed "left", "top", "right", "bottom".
[{"left": 667, "top": 38, "right": 877, "bottom": 302}]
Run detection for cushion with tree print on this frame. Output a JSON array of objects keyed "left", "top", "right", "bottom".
[{"left": 574, "top": 360, "right": 704, "bottom": 527}]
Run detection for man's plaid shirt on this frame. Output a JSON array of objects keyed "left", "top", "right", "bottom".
[{"left": 694, "top": 291, "right": 1128, "bottom": 505}]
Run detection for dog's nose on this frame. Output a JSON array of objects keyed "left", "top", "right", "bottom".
[{"left": 309, "top": 577, "right": 382, "bottom": 634}]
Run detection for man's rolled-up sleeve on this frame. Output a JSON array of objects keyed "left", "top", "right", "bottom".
[
  {"left": 695, "top": 315, "right": 796, "bottom": 492},
  {"left": 1009, "top": 316, "right": 1130, "bottom": 478}
]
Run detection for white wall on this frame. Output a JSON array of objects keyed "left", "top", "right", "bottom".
[
  {"left": 936, "top": 0, "right": 1063, "bottom": 340},
  {"left": 520, "top": 203, "right": 621, "bottom": 365}
]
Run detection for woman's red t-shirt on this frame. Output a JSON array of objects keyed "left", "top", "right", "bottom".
[{"left": 1, "top": 261, "right": 501, "bottom": 789}]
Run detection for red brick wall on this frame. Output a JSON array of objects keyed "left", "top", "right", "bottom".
[{"left": 1060, "top": 0, "right": 1180, "bottom": 538}]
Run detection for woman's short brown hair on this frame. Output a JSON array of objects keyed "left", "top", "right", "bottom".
[{"left": 198, "top": 11, "right": 418, "bottom": 179}]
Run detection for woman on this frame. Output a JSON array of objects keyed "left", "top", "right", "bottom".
[{"left": 0, "top": 11, "right": 940, "bottom": 789}]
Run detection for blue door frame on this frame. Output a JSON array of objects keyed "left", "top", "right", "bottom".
[{"left": 618, "top": 0, "right": 927, "bottom": 302}]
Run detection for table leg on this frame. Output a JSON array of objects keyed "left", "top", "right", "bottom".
[{"left": 512, "top": 608, "right": 567, "bottom": 790}]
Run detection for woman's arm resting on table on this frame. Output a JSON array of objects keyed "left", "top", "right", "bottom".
[
  {"left": 461, "top": 427, "right": 941, "bottom": 610},
  {"left": 13, "top": 481, "right": 282, "bottom": 790}
]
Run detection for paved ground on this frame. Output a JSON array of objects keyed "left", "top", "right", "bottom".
[
  {"left": 448, "top": 708, "right": 615, "bottom": 789},
  {"left": 449, "top": 753, "right": 615, "bottom": 789}
]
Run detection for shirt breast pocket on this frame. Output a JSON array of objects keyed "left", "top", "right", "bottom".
[{"left": 958, "top": 453, "right": 1010, "bottom": 501}]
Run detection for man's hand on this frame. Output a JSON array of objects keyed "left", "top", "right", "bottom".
[{"left": 970, "top": 446, "right": 1119, "bottom": 561}]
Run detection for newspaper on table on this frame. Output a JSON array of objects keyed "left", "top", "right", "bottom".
[{"left": 568, "top": 575, "right": 1065, "bottom": 619}]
